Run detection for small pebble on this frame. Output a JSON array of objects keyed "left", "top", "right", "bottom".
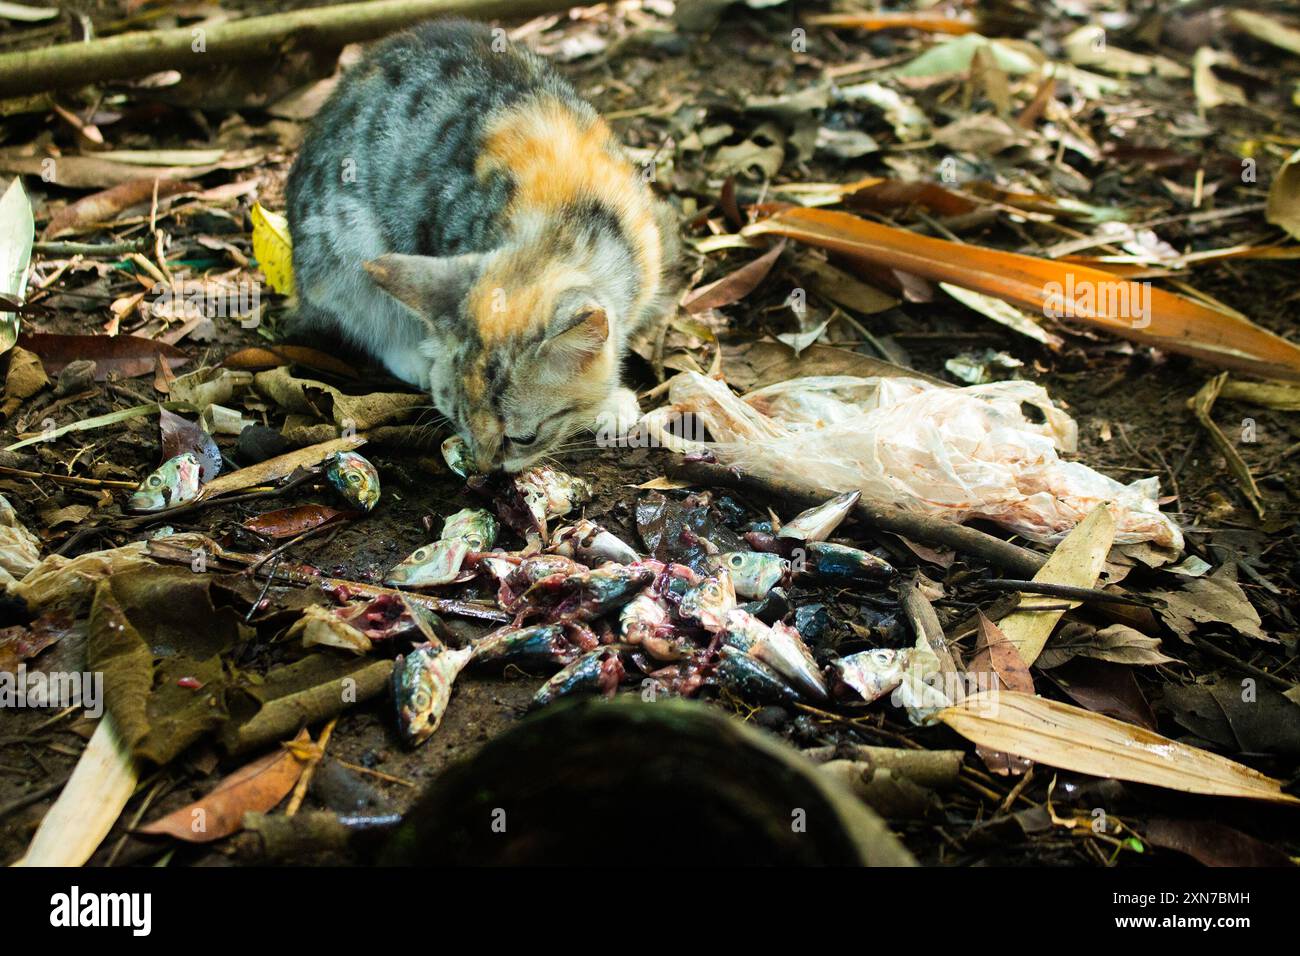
[{"left": 235, "top": 424, "right": 291, "bottom": 464}]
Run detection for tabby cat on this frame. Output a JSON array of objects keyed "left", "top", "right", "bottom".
[{"left": 286, "top": 19, "right": 679, "bottom": 472}]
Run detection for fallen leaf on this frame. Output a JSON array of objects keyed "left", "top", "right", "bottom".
[
  {"left": 1164, "top": 682, "right": 1300, "bottom": 755},
  {"left": 252, "top": 365, "right": 423, "bottom": 431},
  {"left": 41, "top": 178, "right": 193, "bottom": 239},
  {"left": 805, "top": 11, "right": 976, "bottom": 34},
  {"left": 160, "top": 408, "right": 221, "bottom": 481},
  {"left": 0, "top": 150, "right": 261, "bottom": 190},
  {"left": 0, "top": 344, "right": 47, "bottom": 418},
  {"left": 0, "top": 176, "right": 33, "bottom": 354},
  {"left": 1229, "top": 10, "right": 1300, "bottom": 58},
  {"left": 996, "top": 504, "right": 1117, "bottom": 665},
  {"left": 242, "top": 503, "right": 351, "bottom": 539},
  {"left": 1266, "top": 148, "right": 1300, "bottom": 242},
  {"left": 683, "top": 240, "right": 785, "bottom": 313},
  {"left": 17, "top": 331, "right": 189, "bottom": 380},
  {"left": 939, "top": 691, "right": 1300, "bottom": 804},
  {"left": 222, "top": 344, "right": 358, "bottom": 379},
  {"left": 1146, "top": 818, "right": 1296, "bottom": 867},
  {"left": 1046, "top": 658, "right": 1158, "bottom": 730},
  {"left": 1040, "top": 622, "right": 1176, "bottom": 667},
  {"left": 250, "top": 202, "right": 295, "bottom": 295},
  {"left": 743, "top": 208, "right": 1300, "bottom": 380},
  {"left": 10, "top": 541, "right": 150, "bottom": 611},
  {"left": 12, "top": 716, "right": 139, "bottom": 865},
  {"left": 1152, "top": 564, "right": 1270, "bottom": 643},
  {"left": 968, "top": 613, "right": 1034, "bottom": 774},
  {"left": 941, "top": 283, "right": 1064, "bottom": 349},
  {"left": 136, "top": 729, "right": 309, "bottom": 842}
]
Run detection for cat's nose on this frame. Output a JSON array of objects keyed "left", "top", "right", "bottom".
[{"left": 472, "top": 444, "right": 504, "bottom": 473}]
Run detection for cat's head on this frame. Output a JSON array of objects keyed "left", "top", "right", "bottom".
[{"left": 365, "top": 251, "right": 616, "bottom": 472}]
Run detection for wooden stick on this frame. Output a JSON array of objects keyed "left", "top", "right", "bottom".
[
  {"left": 668, "top": 458, "right": 1047, "bottom": 578},
  {"left": 0, "top": 0, "right": 591, "bottom": 97}
]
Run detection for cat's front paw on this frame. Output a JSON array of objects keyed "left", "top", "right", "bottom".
[{"left": 594, "top": 387, "right": 643, "bottom": 441}]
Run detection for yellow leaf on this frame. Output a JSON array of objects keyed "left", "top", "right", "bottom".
[
  {"left": 251, "top": 202, "right": 295, "bottom": 296},
  {"left": 997, "top": 503, "right": 1115, "bottom": 665},
  {"left": 939, "top": 692, "right": 1300, "bottom": 805}
]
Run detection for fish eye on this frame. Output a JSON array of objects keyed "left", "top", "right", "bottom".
[
  {"left": 466, "top": 536, "right": 483, "bottom": 549},
  {"left": 348, "top": 473, "right": 362, "bottom": 484},
  {"left": 413, "top": 548, "right": 428, "bottom": 561},
  {"left": 729, "top": 554, "right": 744, "bottom": 568},
  {"left": 148, "top": 476, "right": 162, "bottom": 487},
  {"left": 506, "top": 433, "right": 538, "bottom": 447}
]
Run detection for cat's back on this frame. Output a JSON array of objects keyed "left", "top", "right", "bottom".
[{"left": 287, "top": 20, "right": 586, "bottom": 269}]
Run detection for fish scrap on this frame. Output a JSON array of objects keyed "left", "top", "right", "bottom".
[
  {"left": 376, "top": 475, "right": 932, "bottom": 744},
  {"left": 326, "top": 451, "right": 381, "bottom": 512},
  {"left": 127, "top": 452, "right": 203, "bottom": 513},
  {"left": 392, "top": 642, "right": 474, "bottom": 745}
]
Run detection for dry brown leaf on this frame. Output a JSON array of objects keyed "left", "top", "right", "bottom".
[
  {"left": 42, "top": 178, "right": 193, "bottom": 239},
  {"left": 968, "top": 613, "right": 1034, "bottom": 775},
  {"left": 683, "top": 240, "right": 785, "bottom": 314},
  {"left": 940, "top": 691, "right": 1300, "bottom": 804},
  {"left": 136, "top": 729, "right": 309, "bottom": 843},
  {"left": 18, "top": 331, "right": 189, "bottom": 380}
]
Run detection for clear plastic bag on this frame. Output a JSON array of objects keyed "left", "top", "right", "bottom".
[{"left": 641, "top": 372, "right": 1182, "bottom": 550}]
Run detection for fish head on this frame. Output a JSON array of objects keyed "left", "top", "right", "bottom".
[{"left": 127, "top": 452, "right": 202, "bottom": 513}]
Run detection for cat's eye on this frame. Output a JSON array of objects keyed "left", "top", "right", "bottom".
[{"left": 507, "top": 433, "right": 538, "bottom": 447}]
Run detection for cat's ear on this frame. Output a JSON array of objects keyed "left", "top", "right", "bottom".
[
  {"left": 364, "top": 253, "right": 483, "bottom": 324},
  {"left": 539, "top": 304, "right": 608, "bottom": 369}
]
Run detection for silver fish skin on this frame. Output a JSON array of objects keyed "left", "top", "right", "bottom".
[
  {"left": 709, "top": 551, "right": 789, "bottom": 599},
  {"left": 127, "top": 452, "right": 203, "bottom": 512},
  {"left": 678, "top": 570, "right": 736, "bottom": 632},
  {"left": 441, "top": 435, "right": 474, "bottom": 478},
  {"left": 550, "top": 518, "right": 638, "bottom": 565},
  {"left": 327, "top": 451, "right": 380, "bottom": 511},
  {"left": 830, "top": 648, "right": 913, "bottom": 704},
  {"left": 715, "top": 645, "right": 801, "bottom": 705},
  {"left": 470, "top": 623, "right": 575, "bottom": 667},
  {"left": 440, "top": 507, "right": 498, "bottom": 550},
  {"left": 721, "top": 609, "right": 829, "bottom": 701},
  {"left": 805, "top": 541, "right": 894, "bottom": 579},
  {"left": 385, "top": 538, "right": 471, "bottom": 587},
  {"left": 776, "top": 490, "right": 861, "bottom": 541},
  {"left": 392, "top": 643, "right": 473, "bottom": 745},
  {"left": 530, "top": 647, "right": 625, "bottom": 709}
]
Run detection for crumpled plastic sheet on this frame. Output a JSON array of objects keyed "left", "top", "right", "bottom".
[{"left": 640, "top": 372, "right": 1183, "bottom": 551}]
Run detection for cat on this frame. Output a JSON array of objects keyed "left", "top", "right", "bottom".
[{"left": 285, "top": 18, "right": 679, "bottom": 473}]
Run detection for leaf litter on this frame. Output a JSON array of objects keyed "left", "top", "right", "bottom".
[{"left": 1, "top": 0, "right": 1299, "bottom": 869}]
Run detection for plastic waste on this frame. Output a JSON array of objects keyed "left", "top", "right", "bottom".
[{"left": 640, "top": 372, "right": 1182, "bottom": 550}]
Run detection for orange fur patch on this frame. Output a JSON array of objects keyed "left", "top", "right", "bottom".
[{"left": 472, "top": 96, "right": 664, "bottom": 341}]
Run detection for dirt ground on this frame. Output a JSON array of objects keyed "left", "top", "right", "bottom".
[{"left": 2, "top": 1, "right": 1300, "bottom": 867}]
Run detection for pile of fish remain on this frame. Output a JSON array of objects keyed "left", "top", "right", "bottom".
[{"left": 367, "top": 438, "right": 940, "bottom": 747}]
